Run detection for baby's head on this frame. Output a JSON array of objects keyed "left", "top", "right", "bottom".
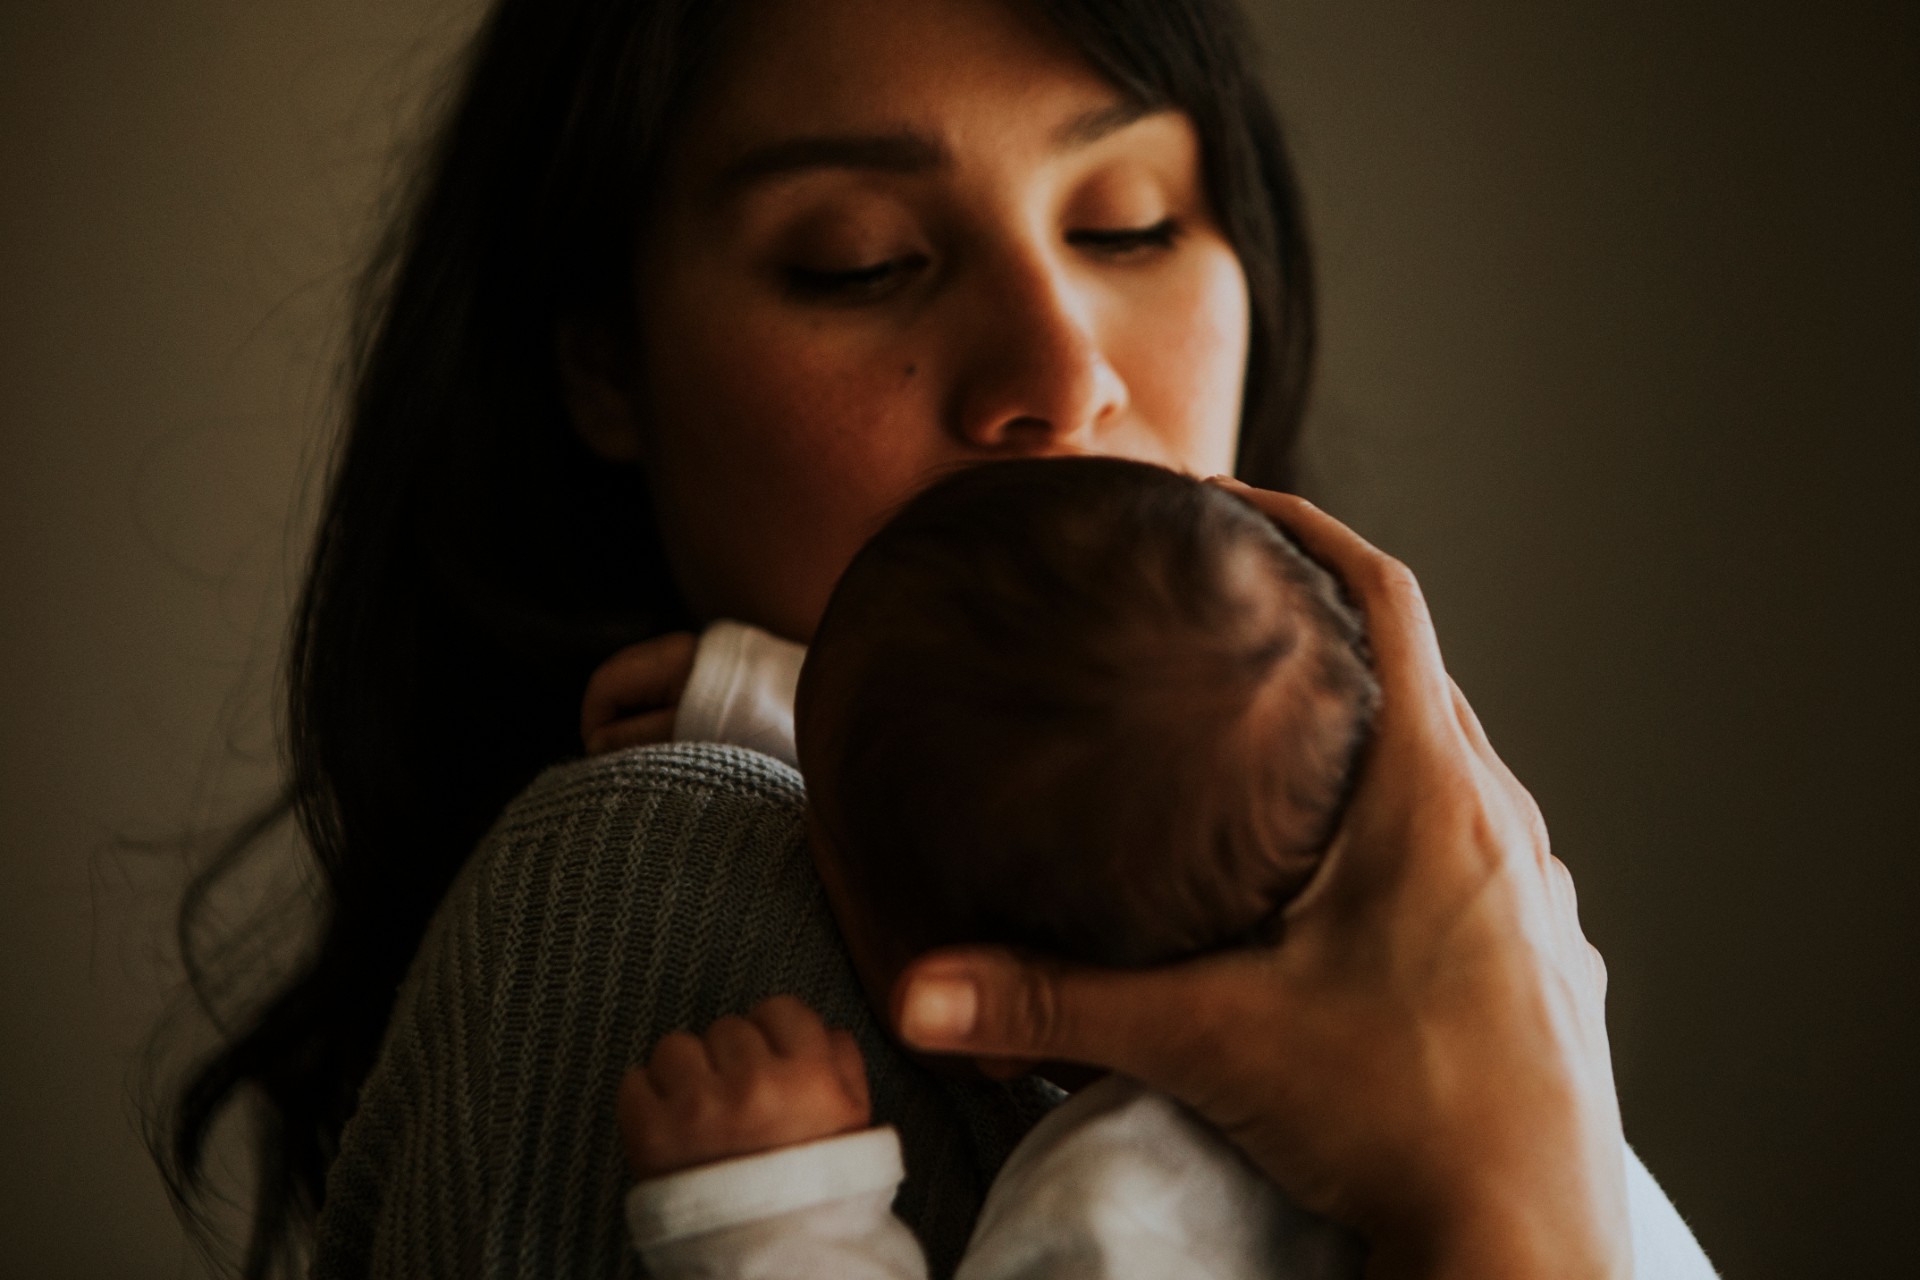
[{"left": 797, "top": 458, "right": 1378, "bottom": 995}]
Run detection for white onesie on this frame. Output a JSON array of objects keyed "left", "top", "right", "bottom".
[
  {"left": 647, "top": 622, "right": 1720, "bottom": 1279},
  {"left": 626, "top": 1075, "right": 1717, "bottom": 1280}
]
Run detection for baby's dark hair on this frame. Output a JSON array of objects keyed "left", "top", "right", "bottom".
[{"left": 797, "top": 458, "right": 1378, "bottom": 969}]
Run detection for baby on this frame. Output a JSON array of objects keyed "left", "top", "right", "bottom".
[{"left": 606, "top": 457, "right": 1373, "bottom": 1278}]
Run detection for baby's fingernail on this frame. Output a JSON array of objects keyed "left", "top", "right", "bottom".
[
  {"left": 899, "top": 977, "right": 978, "bottom": 1047},
  {"left": 1205, "top": 474, "right": 1249, "bottom": 488}
]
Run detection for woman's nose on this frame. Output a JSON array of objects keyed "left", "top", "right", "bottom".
[{"left": 946, "top": 249, "right": 1130, "bottom": 453}]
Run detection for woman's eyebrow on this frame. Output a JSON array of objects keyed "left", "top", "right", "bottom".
[{"left": 707, "top": 100, "right": 1168, "bottom": 203}]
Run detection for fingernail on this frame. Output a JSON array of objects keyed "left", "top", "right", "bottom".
[{"left": 899, "top": 977, "right": 978, "bottom": 1046}]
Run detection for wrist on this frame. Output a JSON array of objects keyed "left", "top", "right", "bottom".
[
  {"left": 1396, "top": 1212, "right": 1628, "bottom": 1280},
  {"left": 1363, "top": 1165, "right": 1631, "bottom": 1280},
  {"left": 1367, "top": 1033, "right": 1632, "bottom": 1279}
]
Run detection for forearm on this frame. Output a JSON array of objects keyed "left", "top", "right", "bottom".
[
  {"left": 1362, "top": 1114, "right": 1632, "bottom": 1280},
  {"left": 1368, "top": 1142, "right": 1718, "bottom": 1280}
]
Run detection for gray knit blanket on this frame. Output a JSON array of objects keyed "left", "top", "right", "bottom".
[{"left": 311, "top": 743, "right": 1057, "bottom": 1279}]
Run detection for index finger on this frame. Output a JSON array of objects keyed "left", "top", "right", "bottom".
[{"left": 1209, "top": 480, "right": 1455, "bottom": 739}]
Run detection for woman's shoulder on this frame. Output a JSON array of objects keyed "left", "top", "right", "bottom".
[
  {"left": 493, "top": 741, "right": 806, "bottom": 837},
  {"left": 523, "top": 739, "right": 806, "bottom": 810},
  {"left": 454, "top": 741, "right": 808, "bottom": 917},
  {"left": 318, "top": 740, "right": 1050, "bottom": 1279},
  {"left": 317, "top": 744, "right": 824, "bottom": 1276},
  {"left": 403, "top": 743, "right": 808, "bottom": 983},
  {"left": 432, "top": 741, "right": 830, "bottom": 1055}
]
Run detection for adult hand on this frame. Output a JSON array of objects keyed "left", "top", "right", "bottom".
[
  {"left": 890, "top": 482, "right": 1629, "bottom": 1280},
  {"left": 581, "top": 632, "right": 697, "bottom": 756}
]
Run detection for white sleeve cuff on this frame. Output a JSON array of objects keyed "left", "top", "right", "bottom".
[
  {"left": 626, "top": 1126, "right": 905, "bottom": 1250},
  {"left": 672, "top": 620, "right": 806, "bottom": 768}
]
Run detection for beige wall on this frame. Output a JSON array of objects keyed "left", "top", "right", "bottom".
[
  {"left": 1250, "top": 4, "right": 1918, "bottom": 1274},
  {"left": 0, "top": 3, "right": 483, "bottom": 1274},
  {"left": 0, "top": 1, "right": 1912, "bottom": 1275}
]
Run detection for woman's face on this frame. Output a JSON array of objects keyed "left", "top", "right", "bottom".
[{"left": 575, "top": 0, "right": 1250, "bottom": 641}]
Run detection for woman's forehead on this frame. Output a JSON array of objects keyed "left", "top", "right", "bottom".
[{"left": 678, "top": 0, "right": 1136, "bottom": 176}]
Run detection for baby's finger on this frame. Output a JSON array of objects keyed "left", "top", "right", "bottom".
[
  {"left": 704, "top": 1015, "right": 773, "bottom": 1078},
  {"left": 584, "top": 707, "right": 676, "bottom": 757},
  {"left": 645, "top": 1031, "right": 713, "bottom": 1099},
  {"left": 828, "top": 1028, "right": 872, "bottom": 1119},
  {"left": 748, "top": 995, "right": 831, "bottom": 1060},
  {"left": 580, "top": 632, "right": 697, "bottom": 746}
]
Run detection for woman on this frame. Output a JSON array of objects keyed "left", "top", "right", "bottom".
[{"left": 160, "top": 0, "right": 1670, "bottom": 1276}]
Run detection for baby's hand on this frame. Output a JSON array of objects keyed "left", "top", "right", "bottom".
[
  {"left": 581, "top": 632, "right": 697, "bottom": 755},
  {"left": 617, "top": 996, "right": 873, "bottom": 1180}
]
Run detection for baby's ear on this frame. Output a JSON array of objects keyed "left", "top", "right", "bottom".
[{"left": 555, "top": 320, "right": 644, "bottom": 463}]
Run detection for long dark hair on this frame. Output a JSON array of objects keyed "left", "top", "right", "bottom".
[{"left": 155, "top": 0, "right": 1316, "bottom": 1273}]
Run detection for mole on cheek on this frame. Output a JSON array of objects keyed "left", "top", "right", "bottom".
[{"left": 904, "top": 363, "right": 917, "bottom": 377}]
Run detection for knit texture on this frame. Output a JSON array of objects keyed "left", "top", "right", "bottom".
[{"left": 311, "top": 743, "right": 1058, "bottom": 1279}]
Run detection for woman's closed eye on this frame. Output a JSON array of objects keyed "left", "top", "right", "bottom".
[
  {"left": 1067, "top": 216, "right": 1182, "bottom": 257},
  {"left": 783, "top": 219, "right": 1184, "bottom": 302},
  {"left": 785, "top": 253, "right": 930, "bottom": 302}
]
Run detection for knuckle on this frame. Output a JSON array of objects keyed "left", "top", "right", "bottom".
[
  {"left": 1012, "top": 969, "right": 1066, "bottom": 1053},
  {"left": 647, "top": 1032, "right": 708, "bottom": 1088},
  {"left": 1370, "top": 555, "right": 1421, "bottom": 601},
  {"left": 684, "top": 1085, "right": 725, "bottom": 1125},
  {"left": 788, "top": 1066, "right": 841, "bottom": 1107},
  {"left": 1515, "top": 786, "right": 1550, "bottom": 846},
  {"left": 734, "top": 1069, "right": 782, "bottom": 1113},
  {"left": 1548, "top": 855, "right": 1580, "bottom": 908},
  {"left": 1447, "top": 793, "right": 1509, "bottom": 873},
  {"left": 1527, "top": 803, "right": 1552, "bottom": 858}
]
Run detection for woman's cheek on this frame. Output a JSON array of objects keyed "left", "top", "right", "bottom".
[
  {"left": 656, "top": 314, "right": 937, "bottom": 634},
  {"left": 715, "top": 321, "right": 929, "bottom": 496},
  {"left": 1119, "top": 244, "right": 1249, "bottom": 473}
]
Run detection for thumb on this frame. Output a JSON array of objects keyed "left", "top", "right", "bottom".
[{"left": 891, "top": 946, "right": 1244, "bottom": 1088}]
